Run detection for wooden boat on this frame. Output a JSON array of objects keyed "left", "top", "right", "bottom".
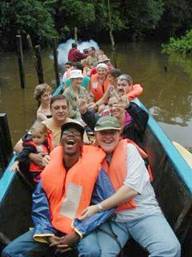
[{"left": 0, "top": 87, "right": 192, "bottom": 256}]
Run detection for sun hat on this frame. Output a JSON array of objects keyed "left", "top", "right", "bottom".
[
  {"left": 96, "top": 63, "right": 108, "bottom": 70},
  {"left": 70, "top": 69, "right": 83, "bottom": 79},
  {"left": 97, "top": 55, "right": 110, "bottom": 63},
  {"left": 94, "top": 116, "right": 121, "bottom": 132},
  {"left": 61, "top": 120, "right": 85, "bottom": 136}
]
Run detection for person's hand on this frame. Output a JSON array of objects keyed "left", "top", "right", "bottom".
[
  {"left": 78, "top": 205, "right": 99, "bottom": 220},
  {"left": 49, "top": 235, "right": 70, "bottom": 253},
  {"left": 49, "top": 232, "right": 80, "bottom": 253},
  {"left": 120, "top": 95, "right": 129, "bottom": 107},
  {"left": 78, "top": 98, "right": 88, "bottom": 114},
  {"left": 42, "top": 154, "right": 50, "bottom": 167},
  {"left": 29, "top": 153, "right": 43, "bottom": 166},
  {"left": 48, "top": 235, "right": 61, "bottom": 245},
  {"left": 87, "top": 102, "right": 97, "bottom": 111},
  {"left": 11, "top": 161, "right": 20, "bottom": 172}
]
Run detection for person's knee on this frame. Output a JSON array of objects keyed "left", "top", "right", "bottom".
[
  {"left": 168, "top": 239, "right": 181, "bottom": 257},
  {"left": 77, "top": 239, "right": 100, "bottom": 257},
  {"left": 154, "top": 237, "right": 181, "bottom": 257},
  {"left": 78, "top": 246, "right": 100, "bottom": 257}
]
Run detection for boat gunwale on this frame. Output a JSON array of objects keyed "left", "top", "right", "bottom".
[{"left": 136, "top": 99, "right": 192, "bottom": 194}]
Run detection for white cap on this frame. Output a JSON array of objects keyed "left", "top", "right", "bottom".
[
  {"left": 96, "top": 63, "right": 108, "bottom": 70},
  {"left": 70, "top": 69, "right": 83, "bottom": 79}
]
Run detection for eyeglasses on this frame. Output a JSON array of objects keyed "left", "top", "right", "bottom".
[{"left": 62, "top": 130, "right": 82, "bottom": 137}]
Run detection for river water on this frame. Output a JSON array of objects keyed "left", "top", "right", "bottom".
[{"left": 0, "top": 41, "right": 192, "bottom": 148}]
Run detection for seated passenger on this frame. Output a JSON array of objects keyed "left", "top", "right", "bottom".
[
  {"left": 84, "top": 46, "right": 98, "bottom": 68},
  {"left": 64, "top": 63, "right": 90, "bottom": 90},
  {"left": 68, "top": 42, "right": 87, "bottom": 63},
  {"left": 95, "top": 68, "right": 122, "bottom": 108},
  {"left": 2, "top": 121, "right": 112, "bottom": 257},
  {"left": 12, "top": 122, "right": 53, "bottom": 184},
  {"left": 117, "top": 74, "right": 143, "bottom": 101},
  {"left": 77, "top": 116, "right": 181, "bottom": 257},
  {"left": 34, "top": 83, "right": 52, "bottom": 122},
  {"left": 90, "top": 63, "right": 110, "bottom": 101},
  {"left": 63, "top": 69, "right": 90, "bottom": 120},
  {"left": 79, "top": 96, "right": 148, "bottom": 145},
  {"left": 62, "top": 61, "right": 73, "bottom": 84}
]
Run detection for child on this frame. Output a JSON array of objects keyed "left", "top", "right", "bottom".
[{"left": 12, "top": 122, "right": 53, "bottom": 183}]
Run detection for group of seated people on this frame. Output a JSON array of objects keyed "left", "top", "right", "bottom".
[{"left": 2, "top": 45, "right": 181, "bottom": 257}]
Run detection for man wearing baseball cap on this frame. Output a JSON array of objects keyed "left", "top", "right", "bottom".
[
  {"left": 2, "top": 120, "right": 113, "bottom": 257},
  {"left": 77, "top": 116, "right": 180, "bottom": 257}
]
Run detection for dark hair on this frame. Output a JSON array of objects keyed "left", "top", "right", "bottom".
[
  {"left": 109, "top": 68, "right": 122, "bottom": 78},
  {"left": 72, "top": 43, "right": 77, "bottom": 48},
  {"left": 73, "top": 62, "right": 83, "bottom": 72},
  {"left": 50, "top": 95, "right": 69, "bottom": 107},
  {"left": 83, "top": 49, "right": 89, "bottom": 54},
  {"left": 65, "top": 61, "right": 72, "bottom": 66}
]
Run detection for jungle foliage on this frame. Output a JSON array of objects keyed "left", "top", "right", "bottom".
[
  {"left": 162, "top": 30, "right": 192, "bottom": 56},
  {"left": 0, "top": 0, "right": 192, "bottom": 51}
]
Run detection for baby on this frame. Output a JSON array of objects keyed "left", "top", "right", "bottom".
[{"left": 12, "top": 122, "right": 53, "bottom": 183}]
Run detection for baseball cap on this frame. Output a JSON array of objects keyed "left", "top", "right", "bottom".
[
  {"left": 61, "top": 120, "right": 85, "bottom": 136},
  {"left": 94, "top": 116, "right": 121, "bottom": 132}
]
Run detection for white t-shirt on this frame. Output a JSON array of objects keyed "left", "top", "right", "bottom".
[{"left": 114, "top": 144, "right": 162, "bottom": 222}]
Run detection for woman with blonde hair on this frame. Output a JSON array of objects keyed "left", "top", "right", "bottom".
[{"left": 34, "top": 83, "right": 52, "bottom": 121}]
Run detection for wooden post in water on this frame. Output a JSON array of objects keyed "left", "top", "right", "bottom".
[
  {"left": 34, "top": 45, "right": 44, "bottom": 84},
  {"left": 74, "top": 27, "right": 78, "bottom": 43},
  {"left": 107, "top": 0, "right": 117, "bottom": 67},
  {"left": 26, "top": 34, "right": 34, "bottom": 52},
  {"left": 0, "top": 113, "right": 13, "bottom": 171},
  {"left": 16, "top": 35, "right": 25, "bottom": 88},
  {"left": 52, "top": 38, "right": 60, "bottom": 87}
]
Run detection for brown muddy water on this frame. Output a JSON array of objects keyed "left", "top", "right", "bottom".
[{"left": 0, "top": 41, "right": 192, "bottom": 149}]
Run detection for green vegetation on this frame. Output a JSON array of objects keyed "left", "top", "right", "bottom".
[
  {"left": 162, "top": 30, "right": 192, "bottom": 55},
  {"left": 0, "top": 0, "right": 192, "bottom": 51}
]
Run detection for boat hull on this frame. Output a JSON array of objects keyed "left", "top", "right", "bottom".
[{"left": 0, "top": 99, "right": 192, "bottom": 256}]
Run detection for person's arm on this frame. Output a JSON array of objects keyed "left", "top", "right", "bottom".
[
  {"left": 32, "top": 182, "right": 56, "bottom": 243},
  {"left": 13, "top": 139, "right": 23, "bottom": 153},
  {"left": 16, "top": 144, "right": 36, "bottom": 162},
  {"left": 75, "top": 50, "right": 87, "bottom": 60},
  {"left": 79, "top": 143, "right": 149, "bottom": 219},
  {"left": 79, "top": 185, "right": 137, "bottom": 219},
  {"left": 127, "top": 84, "right": 143, "bottom": 100}
]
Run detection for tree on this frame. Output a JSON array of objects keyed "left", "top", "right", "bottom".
[{"left": 0, "top": 0, "right": 57, "bottom": 49}]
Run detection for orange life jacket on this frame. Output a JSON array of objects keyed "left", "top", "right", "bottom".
[
  {"left": 127, "top": 84, "right": 143, "bottom": 100},
  {"left": 103, "top": 139, "right": 152, "bottom": 212},
  {"left": 90, "top": 74, "right": 110, "bottom": 101},
  {"left": 41, "top": 145, "right": 105, "bottom": 234}
]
